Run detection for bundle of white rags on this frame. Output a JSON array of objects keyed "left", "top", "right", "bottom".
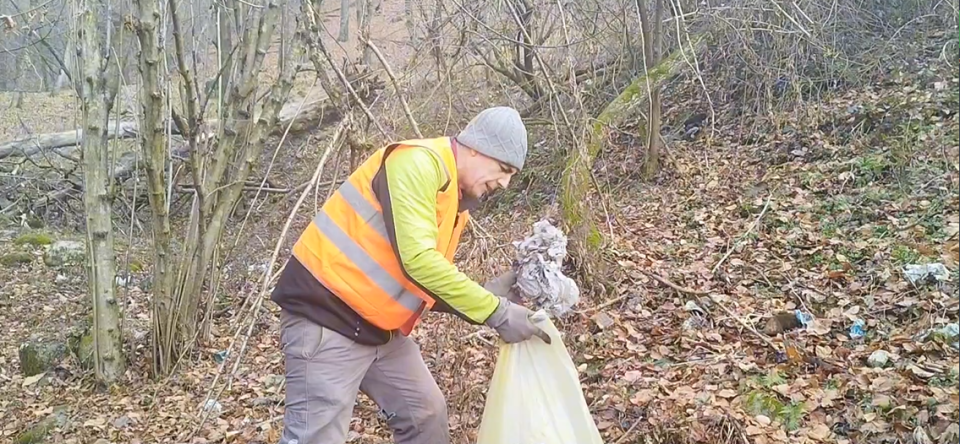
[{"left": 512, "top": 219, "right": 580, "bottom": 318}]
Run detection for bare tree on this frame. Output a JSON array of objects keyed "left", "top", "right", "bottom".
[
  {"left": 637, "top": 0, "right": 663, "bottom": 180},
  {"left": 339, "top": 0, "right": 350, "bottom": 42},
  {"left": 75, "top": 0, "right": 125, "bottom": 385},
  {"left": 130, "top": 0, "right": 300, "bottom": 376}
]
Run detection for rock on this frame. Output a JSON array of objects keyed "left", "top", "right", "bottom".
[
  {"left": 0, "top": 228, "right": 18, "bottom": 241},
  {"left": 867, "top": 349, "right": 890, "bottom": 368},
  {"left": 43, "top": 240, "right": 85, "bottom": 267},
  {"left": 15, "top": 405, "right": 68, "bottom": 444},
  {"left": 18, "top": 338, "right": 67, "bottom": 376},
  {"left": 264, "top": 374, "right": 285, "bottom": 389},
  {"left": 113, "top": 415, "right": 133, "bottom": 429},
  {"left": 1, "top": 252, "right": 33, "bottom": 267}
]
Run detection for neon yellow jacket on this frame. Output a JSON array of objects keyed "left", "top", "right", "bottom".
[{"left": 381, "top": 144, "right": 501, "bottom": 324}]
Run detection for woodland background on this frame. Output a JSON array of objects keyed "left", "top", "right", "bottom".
[{"left": 0, "top": 0, "right": 958, "bottom": 443}]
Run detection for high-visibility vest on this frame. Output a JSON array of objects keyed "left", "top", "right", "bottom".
[{"left": 291, "top": 137, "right": 470, "bottom": 335}]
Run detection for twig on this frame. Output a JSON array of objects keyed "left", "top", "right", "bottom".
[
  {"left": 614, "top": 416, "right": 643, "bottom": 444},
  {"left": 360, "top": 37, "right": 423, "bottom": 138},
  {"left": 639, "top": 269, "right": 708, "bottom": 295},
  {"left": 711, "top": 192, "right": 774, "bottom": 274},
  {"left": 177, "top": 185, "right": 292, "bottom": 194},
  {"left": 578, "top": 294, "right": 628, "bottom": 314},
  {"left": 707, "top": 294, "right": 780, "bottom": 351},
  {"left": 460, "top": 330, "right": 496, "bottom": 347}
]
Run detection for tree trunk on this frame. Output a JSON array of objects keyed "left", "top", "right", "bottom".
[
  {"left": 77, "top": 5, "right": 124, "bottom": 386},
  {"left": 559, "top": 36, "right": 703, "bottom": 263},
  {"left": 339, "top": 0, "right": 350, "bottom": 42},
  {"left": 133, "top": 0, "right": 177, "bottom": 377},
  {"left": 639, "top": 0, "right": 663, "bottom": 181},
  {"left": 357, "top": 0, "right": 375, "bottom": 66}
]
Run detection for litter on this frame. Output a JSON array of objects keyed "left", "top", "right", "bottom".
[
  {"left": 902, "top": 263, "right": 950, "bottom": 286},
  {"left": 849, "top": 319, "right": 866, "bottom": 339},
  {"left": 476, "top": 310, "right": 603, "bottom": 444},
  {"left": 512, "top": 220, "right": 580, "bottom": 318}
]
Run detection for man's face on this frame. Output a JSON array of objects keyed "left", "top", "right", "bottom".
[{"left": 459, "top": 148, "right": 518, "bottom": 200}]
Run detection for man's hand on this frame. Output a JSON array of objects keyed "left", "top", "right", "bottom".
[
  {"left": 484, "top": 296, "right": 551, "bottom": 344},
  {"left": 483, "top": 270, "right": 523, "bottom": 303}
]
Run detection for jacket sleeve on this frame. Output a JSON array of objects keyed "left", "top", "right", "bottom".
[{"left": 371, "top": 146, "right": 501, "bottom": 325}]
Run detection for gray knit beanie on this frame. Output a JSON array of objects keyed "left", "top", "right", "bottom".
[{"left": 455, "top": 106, "right": 528, "bottom": 171}]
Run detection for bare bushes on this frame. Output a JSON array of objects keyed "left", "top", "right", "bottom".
[{"left": 682, "top": 0, "right": 958, "bottom": 119}]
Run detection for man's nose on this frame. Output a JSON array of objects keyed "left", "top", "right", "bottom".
[{"left": 498, "top": 176, "right": 511, "bottom": 188}]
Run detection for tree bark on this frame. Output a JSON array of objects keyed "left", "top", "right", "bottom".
[
  {"left": 559, "top": 36, "right": 703, "bottom": 260},
  {"left": 133, "top": 0, "right": 177, "bottom": 377},
  {"left": 339, "top": 0, "right": 350, "bottom": 42},
  {"left": 638, "top": 0, "right": 663, "bottom": 181},
  {"left": 77, "top": 4, "right": 124, "bottom": 386}
]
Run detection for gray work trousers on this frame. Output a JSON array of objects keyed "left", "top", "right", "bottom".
[{"left": 278, "top": 309, "right": 449, "bottom": 444}]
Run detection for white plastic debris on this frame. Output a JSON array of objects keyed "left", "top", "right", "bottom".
[
  {"left": 512, "top": 220, "right": 580, "bottom": 318},
  {"left": 201, "top": 399, "right": 222, "bottom": 417},
  {"left": 903, "top": 263, "right": 950, "bottom": 285},
  {"left": 867, "top": 350, "right": 890, "bottom": 368}
]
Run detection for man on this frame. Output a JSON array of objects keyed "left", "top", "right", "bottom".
[{"left": 270, "top": 106, "right": 548, "bottom": 444}]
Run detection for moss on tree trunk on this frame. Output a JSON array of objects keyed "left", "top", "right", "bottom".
[{"left": 560, "top": 37, "right": 704, "bottom": 269}]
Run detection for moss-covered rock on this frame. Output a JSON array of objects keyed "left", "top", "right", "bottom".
[
  {"left": 1, "top": 252, "right": 33, "bottom": 267},
  {"left": 15, "top": 406, "right": 68, "bottom": 444},
  {"left": 67, "top": 322, "right": 95, "bottom": 371},
  {"left": 18, "top": 338, "right": 66, "bottom": 376},
  {"left": 13, "top": 232, "right": 53, "bottom": 247},
  {"left": 43, "top": 240, "right": 85, "bottom": 267}
]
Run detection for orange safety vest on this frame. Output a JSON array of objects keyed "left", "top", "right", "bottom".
[{"left": 291, "top": 137, "right": 470, "bottom": 335}]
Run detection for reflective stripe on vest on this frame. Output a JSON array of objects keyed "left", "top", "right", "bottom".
[{"left": 312, "top": 182, "right": 423, "bottom": 313}]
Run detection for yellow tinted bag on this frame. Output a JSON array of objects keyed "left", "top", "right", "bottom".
[{"left": 476, "top": 310, "right": 604, "bottom": 444}]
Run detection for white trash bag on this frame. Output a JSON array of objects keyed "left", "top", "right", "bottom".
[{"left": 476, "top": 310, "right": 604, "bottom": 444}]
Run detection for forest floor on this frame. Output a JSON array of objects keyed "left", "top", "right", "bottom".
[{"left": 1, "top": 25, "right": 959, "bottom": 444}]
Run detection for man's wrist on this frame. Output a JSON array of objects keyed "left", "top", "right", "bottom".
[{"left": 483, "top": 296, "right": 507, "bottom": 326}]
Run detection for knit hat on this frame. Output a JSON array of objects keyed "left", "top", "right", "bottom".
[{"left": 455, "top": 106, "right": 528, "bottom": 171}]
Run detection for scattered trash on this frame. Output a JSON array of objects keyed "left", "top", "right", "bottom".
[
  {"left": 684, "top": 300, "right": 706, "bottom": 315},
  {"left": 213, "top": 350, "right": 229, "bottom": 364},
  {"left": 201, "top": 399, "right": 222, "bottom": 417},
  {"left": 902, "top": 263, "right": 950, "bottom": 286},
  {"left": 920, "top": 323, "right": 959, "bottom": 350},
  {"left": 590, "top": 312, "right": 615, "bottom": 330},
  {"left": 794, "top": 310, "right": 814, "bottom": 328},
  {"left": 849, "top": 319, "right": 866, "bottom": 339},
  {"left": 867, "top": 350, "right": 890, "bottom": 368},
  {"left": 682, "top": 300, "right": 708, "bottom": 331},
  {"left": 512, "top": 220, "right": 580, "bottom": 318}
]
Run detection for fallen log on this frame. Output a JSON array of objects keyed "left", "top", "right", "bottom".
[
  {"left": 0, "top": 86, "right": 340, "bottom": 161},
  {"left": 0, "top": 121, "right": 143, "bottom": 160}
]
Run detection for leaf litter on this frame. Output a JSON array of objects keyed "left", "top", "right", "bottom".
[{"left": 0, "top": 46, "right": 957, "bottom": 444}]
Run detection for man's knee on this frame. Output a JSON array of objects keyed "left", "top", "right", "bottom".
[{"left": 421, "top": 385, "right": 448, "bottom": 429}]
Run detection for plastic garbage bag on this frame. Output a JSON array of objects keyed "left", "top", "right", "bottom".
[{"left": 476, "top": 310, "right": 604, "bottom": 444}]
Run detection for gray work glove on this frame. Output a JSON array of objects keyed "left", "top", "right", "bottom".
[
  {"left": 484, "top": 296, "right": 551, "bottom": 344},
  {"left": 483, "top": 270, "right": 523, "bottom": 304}
]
